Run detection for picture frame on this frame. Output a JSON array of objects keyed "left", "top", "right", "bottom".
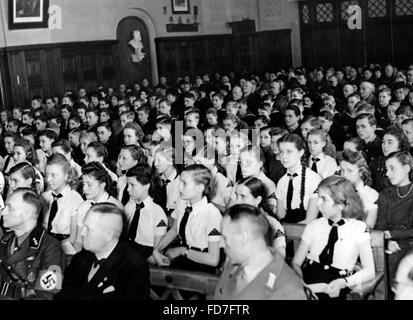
[
  {"left": 171, "top": 0, "right": 190, "bottom": 15},
  {"left": 8, "top": 0, "right": 49, "bottom": 30}
]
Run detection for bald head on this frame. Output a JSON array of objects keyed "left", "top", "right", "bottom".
[
  {"left": 221, "top": 205, "right": 271, "bottom": 265},
  {"left": 88, "top": 203, "right": 124, "bottom": 237},
  {"left": 82, "top": 203, "right": 124, "bottom": 254}
]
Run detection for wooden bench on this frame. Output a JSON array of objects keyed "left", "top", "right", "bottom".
[
  {"left": 149, "top": 266, "right": 219, "bottom": 300},
  {"left": 283, "top": 223, "right": 388, "bottom": 300},
  {"left": 148, "top": 223, "right": 388, "bottom": 300}
]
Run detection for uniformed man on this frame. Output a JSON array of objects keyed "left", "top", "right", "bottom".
[
  {"left": 215, "top": 204, "right": 308, "bottom": 300},
  {"left": 0, "top": 188, "right": 65, "bottom": 300}
]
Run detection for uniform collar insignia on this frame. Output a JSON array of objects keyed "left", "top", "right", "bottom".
[
  {"left": 1, "top": 232, "right": 13, "bottom": 244},
  {"left": 28, "top": 225, "right": 45, "bottom": 249}
]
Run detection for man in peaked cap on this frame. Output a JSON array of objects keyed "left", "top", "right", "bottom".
[{"left": 0, "top": 188, "right": 65, "bottom": 300}]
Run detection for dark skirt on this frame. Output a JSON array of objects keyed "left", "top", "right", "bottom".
[{"left": 302, "top": 260, "right": 350, "bottom": 300}]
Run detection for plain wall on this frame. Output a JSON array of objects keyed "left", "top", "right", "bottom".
[{"left": 0, "top": 0, "right": 302, "bottom": 79}]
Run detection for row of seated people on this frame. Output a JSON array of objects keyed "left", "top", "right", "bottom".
[
  {"left": 0, "top": 134, "right": 410, "bottom": 300},
  {"left": 0, "top": 63, "right": 412, "bottom": 300}
]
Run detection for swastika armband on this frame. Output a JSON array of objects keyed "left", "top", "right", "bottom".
[{"left": 34, "top": 265, "right": 62, "bottom": 293}]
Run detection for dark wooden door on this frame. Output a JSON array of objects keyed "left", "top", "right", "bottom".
[
  {"left": 255, "top": 30, "right": 292, "bottom": 73},
  {"left": 116, "top": 17, "right": 152, "bottom": 86}
]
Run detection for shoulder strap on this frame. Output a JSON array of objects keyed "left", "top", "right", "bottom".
[{"left": 299, "top": 166, "right": 306, "bottom": 211}]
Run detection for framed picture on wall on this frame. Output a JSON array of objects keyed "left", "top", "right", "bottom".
[
  {"left": 171, "top": 0, "right": 190, "bottom": 14},
  {"left": 8, "top": 0, "right": 49, "bottom": 30}
]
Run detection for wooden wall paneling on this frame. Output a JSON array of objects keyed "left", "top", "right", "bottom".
[
  {"left": 25, "top": 50, "right": 44, "bottom": 100},
  {"left": 312, "top": 0, "right": 340, "bottom": 67},
  {"left": 203, "top": 39, "right": 212, "bottom": 75},
  {"left": 365, "top": 21, "right": 393, "bottom": 65},
  {"left": 178, "top": 40, "right": 191, "bottom": 77},
  {"left": 262, "top": 30, "right": 293, "bottom": 71},
  {"left": 312, "top": 26, "right": 339, "bottom": 67},
  {"left": 0, "top": 50, "right": 12, "bottom": 109},
  {"left": 75, "top": 54, "right": 84, "bottom": 91},
  {"left": 111, "top": 44, "right": 121, "bottom": 86},
  {"left": 8, "top": 51, "right": 30, "bottom": 107},
  {"left": 299, "top": 1, "right": 315, "bottom": 68},
  {"left": 392, "top": 20, "right": 413, "bottom": 68},
  {"left": 96, "top": 52, "right": 103, "bottom": 85},
  {"left": 50, "top": 48, "right": 65, "bottom": 97}
]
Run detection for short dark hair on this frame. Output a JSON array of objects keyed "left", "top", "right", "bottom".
[
  {"left": 284, "top": 105, "right": 301, "bottom": 117},
  {"left": 52, "top": 139, "right": 72, "bottom": 154},
  {"left": 224, "top": 204, "right": 271, "bottom": 246},
  {"left": 47, "top": 153, "right": 70, "bottom": 173},
  {"left": 356, "top": 113, "right": 377, "bottom": 127},
  {"left": 39, "top": 129, "right": 58, "bottom": 141},
  {"left": 126, "top": 163, "right": 152, "bottom": 186},
  {"left": 279, "top": 133, "right": 305, "bottom": 151}
]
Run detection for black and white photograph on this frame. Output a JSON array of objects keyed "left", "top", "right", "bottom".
[
  {"left": 0, "top": 0, "right": 412, "bottom": 312},
  {"left": 8, "top": 0, "right": 49, "bottom": 29},
  {"left": 171, "top": 0, "right": 191, "bottom": 14}
]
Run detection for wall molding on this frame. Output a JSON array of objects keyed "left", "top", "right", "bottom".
[{"left": 0, "top": 40, "right": 119, "bottom": 53}]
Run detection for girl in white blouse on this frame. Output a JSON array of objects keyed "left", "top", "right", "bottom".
[
  {"left": 292, "top": 176, "right": 375, "bottom": 300},
  {"left": 235, "top": 177, "right": 286, "bottom": 257},
  {"left": 153, "top": 164, "right": 222, "bottom": 274},
  {"left": 73, "top": 162, "right": 123, "bottom": 252},
  {"left": 340, "top": 150, "right": 379, "bottom": 228}
]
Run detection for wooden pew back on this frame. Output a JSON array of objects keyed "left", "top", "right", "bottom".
[{"left": 282, "top": 223, "right": 388, "bottom": 300}]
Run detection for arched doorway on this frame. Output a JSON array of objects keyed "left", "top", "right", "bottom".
[{"left": 116, "top": 17, "right": 152, "bottom": 86}]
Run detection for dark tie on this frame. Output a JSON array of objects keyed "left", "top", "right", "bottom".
[
  {"left": 4, "top": 156, "right": 11, "bottom": 172},
  {"left": 319, "top": 219, "right": 346, "bottom": 266},
  {"left": 92, "top": 256, "right": 107, "bottom": 269},
  {"left": 179, "top": 207, "right": 193, "bottom": 247},
  {"left": 311, "top": 158, "right": 320, "bottom": 174},
  {"left": 47, "top": 194, "right": 63, "bottom": 232},
  {"left": 286, "top": 173, "right": 298, "bottom": 211},
  {"left": 235, "top": 160, "right": 243, "bottom": 182},
  {"left": 121, "top": 186, "right": 130, "bottom": 206},
  {"left": 127, "top": 202, "right": 145, "bottom": 242},
  {"left": 160, "top": 179, "right": 171, "bottom": 211}
]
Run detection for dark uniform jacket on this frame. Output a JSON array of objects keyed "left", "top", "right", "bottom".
[
  {"left": 0, "top": 225, "right": 65, "bottom": 300},
  {"left": 215, "top": 253, "right": 307, "bottom": 300},
  {"left": 55, "top": 240, "right": 149, "bottom": 300}
]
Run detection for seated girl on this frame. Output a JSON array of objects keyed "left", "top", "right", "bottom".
[
  {"left": 117, "top": 145, "right": 147, "bottom": 206},
  {"left": 84, "top": 141, "right": 118, "bottom": 184},
  {"left": 42, "top": 154, "right": 84, "bottom": 255},
  {"left": 153, "top": 146, "right": 181, "bottom": 219},
  {"left": 8, "top": 163, "right": 38, "bottom": 195},
  {"left": 276, "top": 134, "right": 321, "bottom": 224},
  {"left": 124, "top": 163, "right": 168, "bottom": 262},
  {"left": 375, "top": 151, "right": 413, "bottom": 289},
  {"left": 153, "top": 164, "right": 222, "bottom": 274},
  {"left": 12, "top": 138, "right": 44, "bottom": 194},
  {"left": 73, "top": 162, "right": 123, "bottom": 252},
  {"left": 307, "top": 128, "right": 338, "bottom": 179},
  {"left": 239, "top": 145, "right": 277, "bottom": 215},
  {"left": 235, "top": 177, "right": 286, "bottom": 257},
  {"left": 193, "top": 152, "right": 231, "bottom": 213},
  {"left": 371, "top": 127, "right": 410, "bottom": 192},
  {"left": 292, "top": 176, "right": 375, "bottom": 300},
  {"left": 300, "top": 116, "right": 336, "bottom": 158},
  {"left": 340, "top": 150, "right": 379, "bottom": 228}
]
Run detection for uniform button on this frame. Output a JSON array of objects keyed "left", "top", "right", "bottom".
[{"left": 7, "top": 266, "right": 11, "bottom": 270}]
